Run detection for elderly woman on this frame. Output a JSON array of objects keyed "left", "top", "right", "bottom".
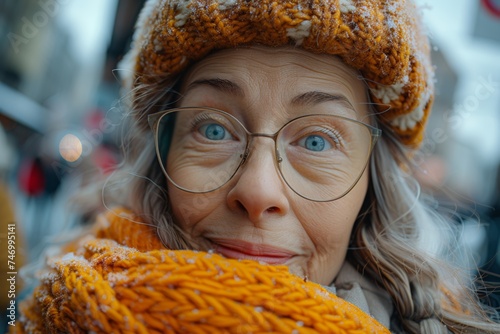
[{"left": 14, "top": 0, "right": 499, "bottom": 333}]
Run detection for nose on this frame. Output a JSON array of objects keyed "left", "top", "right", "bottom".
[{"left": 226, "top": 137, "right": 290, "bottom": 223}]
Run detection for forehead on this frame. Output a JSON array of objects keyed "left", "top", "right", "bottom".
[
  {"left": 179, "top": 46, "right": 370, "bottom": 123},
  {"left": 184, "top": 46, "right": 363, "bottom": 88}
]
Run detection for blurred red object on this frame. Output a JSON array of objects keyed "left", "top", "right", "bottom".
[
  {"left": 482, "top": 0, "right": 500, "bottom": 18},
  {"left": 92, "top": 146, "right": 118, "bottom": 175},
  {"left": 18, "top": 157, "right": 45, "bottom": 196},
  {"left": 85, "top": 108, "right": 105, "bottom": 130}
]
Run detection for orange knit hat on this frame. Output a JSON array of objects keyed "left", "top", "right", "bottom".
[{"left": 119, "top": 0, "right": 434, "bottom": 147}]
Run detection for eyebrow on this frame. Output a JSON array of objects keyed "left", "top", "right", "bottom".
[
  {"left": 187, "top": 78, "right": 356, "bottom": 111},
  {"left": 187, "top": 78, "right": 244, "bottom": 96},
  {"left": 291, "top": 91, "right": 355, "bottom": 110}
]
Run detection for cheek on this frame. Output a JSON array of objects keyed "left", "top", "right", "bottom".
[
  {"left": 167, "top": 184, "right": 223, "bottom": 237},
  {"left": 299, "top": 202, "right": 356, "bottom": 252},
  {"left": 297, "top": 171, "right": 369, "bottom": 283},
  {"left": 302, "top": 170, "right": 368, "bottom": 244},
  {"left": 168, "top": 183, "right": 214, "bottom": 232}
]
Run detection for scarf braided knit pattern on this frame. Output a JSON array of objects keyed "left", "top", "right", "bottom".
[{"left": 13, "top": 208, "right": 390, "bottom": 334}]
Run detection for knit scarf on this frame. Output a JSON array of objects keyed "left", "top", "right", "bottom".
[{"left": 13, "top": 208, "right": 390, "bottom": 334}]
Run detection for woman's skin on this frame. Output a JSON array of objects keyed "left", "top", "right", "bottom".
[{"left": 167, "top": 46, "right": 371, "bottom": 285}]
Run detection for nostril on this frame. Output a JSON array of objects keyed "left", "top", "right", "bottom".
[
  {"left": 235, "top": 200, "right": 246, "bottom": 212},
  {"left": 266, "top": 206, "right": 279, "bottom": 213}
]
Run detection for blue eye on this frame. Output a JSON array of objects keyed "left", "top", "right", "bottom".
[
  {"left": 200, "top": 123, "right": 228, "bottom": 140},
  {"left": 298, "top": 135, "right": 332, "bottom": 152}
]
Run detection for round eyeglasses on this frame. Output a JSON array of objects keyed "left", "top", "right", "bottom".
[{"left": 148, "top": 107, "right": 381, "bottom": 202}]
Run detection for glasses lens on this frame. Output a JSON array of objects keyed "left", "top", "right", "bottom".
[
  {"left": 156, "top": 109, "right": 247, "bottom": 192},
  {"left": 277, "top": 115, "right": 374, "bottom": 201}
]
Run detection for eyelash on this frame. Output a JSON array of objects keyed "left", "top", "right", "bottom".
[
  {"left": 317, "top": 128, "right": 342, "bottom": 147},
  {"left": 190, "top": 113, "right": 237, "bottom": 140}
]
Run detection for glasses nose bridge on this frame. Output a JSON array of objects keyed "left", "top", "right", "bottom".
[{"left": 244, "top": 132, "right": 283, "bottom": 164}]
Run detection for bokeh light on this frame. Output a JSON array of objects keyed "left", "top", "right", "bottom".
[{"left": 59, "top": 134, "right": 83, "bottom": 162}]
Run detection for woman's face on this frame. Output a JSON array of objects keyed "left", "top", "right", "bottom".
[{"left": 167, "top": 47, "right": 370, "bottom": 285}]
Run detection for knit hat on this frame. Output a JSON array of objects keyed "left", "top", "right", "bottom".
[
  {"left": 14, "top": 208, "right": 390, "bottom": 333},
  {"left": 119, "top": 0, "right": 434, "bottom": 147}
]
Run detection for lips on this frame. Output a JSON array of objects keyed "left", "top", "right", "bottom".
[{"left": 209, "top": 238, "right": 296, "bottom": 264}]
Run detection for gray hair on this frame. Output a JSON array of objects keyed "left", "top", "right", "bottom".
[{"left": 349, "top": 121, "right": 499, "bottom": 333}]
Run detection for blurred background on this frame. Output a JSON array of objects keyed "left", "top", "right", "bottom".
[{"left": 0, "top": 0, "right": 499, "bottom": 326}]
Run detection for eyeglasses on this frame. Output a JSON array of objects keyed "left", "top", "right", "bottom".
[{"left": 148, "top": 107, "right": 381, "bottom": 202}]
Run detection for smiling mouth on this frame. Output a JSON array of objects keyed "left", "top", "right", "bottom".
[{"left": 208, "top": 238, "right": 295, "bottom": 264}]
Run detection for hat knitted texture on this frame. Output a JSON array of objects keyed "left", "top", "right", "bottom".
[
  {"left": 14, "top": 208, "right": 390, "bottom": 334},
  {"left": 120, "top": 0, "right": 434, "bottom": 147}
]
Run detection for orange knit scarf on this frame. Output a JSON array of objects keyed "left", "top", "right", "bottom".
[{"left": 13, "top": 208, "right": 390, "bottom": 333}]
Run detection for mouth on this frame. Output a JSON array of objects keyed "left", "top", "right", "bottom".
[{"left": 208, "top": 238, "right": 296, "bottom": 264}]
